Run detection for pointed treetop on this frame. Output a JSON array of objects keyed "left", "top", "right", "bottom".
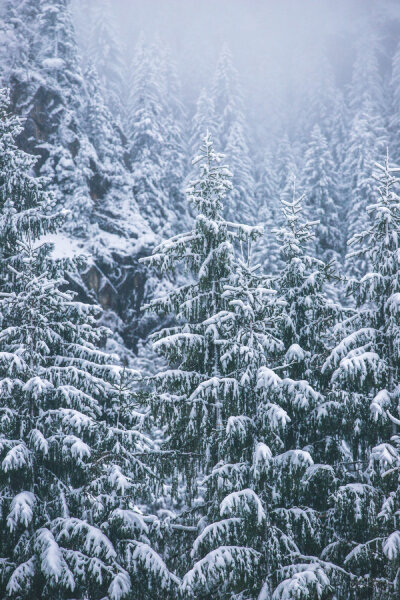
[
  {"left": 186, "top": 130, "right": 233, "bottom": 219},
  {"left": 274, "top": 177, "right": 318, "bottom": 261}
]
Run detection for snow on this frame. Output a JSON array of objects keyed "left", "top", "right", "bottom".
[
  {"left": 62, "top": 435, "right": 91, "bottom": 461},
  {"left": 40, "top": 233, "right": 85, "bottom": 260},
  {"left": 383, "top": 531, "right": 400, "bottom": 560},
  {"left": 42, "top": 57, "right": 65, "bottom": 70},
  {"left": 370, "top": 389, "right": 391, "bottom": 420},
  {"left": 57, "top": 518, "right": 117, "bottom": 560},
  {"left": 6, "top": 558, "right": 36, "bottom": 594},
  {"left": 110, "top": 508, "right": 148, "bottom": 534},
  {"left": 257, "top": 366, "right": 281, "bottom": 389},
  {"left": 128, "top": 541, "right": 180, "bottom": 587},
  {"left": 220, "top": 489, "right": 266, "bottom": 524},
  {"left": 226, "top": 415, "right": 253, "bottom": 439},
  {"left": 2, "top": 443, "right": 31, "bottom": 472},
  {"left": 182, "top": 546, "right": 260, "bottom": 594},
  {"left": 30, "top": 429, "right": 49, "bottom": 455},
  {"left": 191, "top": 517, "right": 242, "bottom": 557},
  {"left": 370, "top": 443, "right": 397, "bottom": 468},
  {"left": 269, "top": 564, "right": 330, "bottom": 600},
  {"left": 253, "top": 442, "right": 272, "bottom": 468},
  {"left": 7, "top": 492, "right": 35, "bottom": 531},
  {"left": 108, "top": 570, "right": 131, "bottom": 600},
  {"left": 332, "top": 351, "right": 382, "bottom": 385},
  {"left": 35, "top": 528, "right": 64, "bottom": 583},
  {"left": 275, "top": 449, "right": 313, "bottom": 469},
  {"left": 285, "top": 343, "right": 307, "bottom": 363},
  {"left": 108, "top": 465, "right": 132, "bottom": 494}
]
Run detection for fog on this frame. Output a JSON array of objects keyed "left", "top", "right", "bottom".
[{"left": 74, "top": 0, "right": 400, "bottom": 150}]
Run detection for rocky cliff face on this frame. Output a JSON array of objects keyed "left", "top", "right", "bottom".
[{"left": 0, "top": 0, "right": 160, "bottom": 360}]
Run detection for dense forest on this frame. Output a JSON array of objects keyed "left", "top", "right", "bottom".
[{"left": 2, "top": 0, "right": 400, "bottom": 598}]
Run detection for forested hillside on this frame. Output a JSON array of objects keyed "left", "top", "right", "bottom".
[{"left": 1, "top": 0, "right": 400, "bottom": 598}]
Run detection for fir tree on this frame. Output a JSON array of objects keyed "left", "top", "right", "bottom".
[
  {"left": 157, "top": 41, "right": 190, "bottom": 233},
  {"left": 390, "top": 38, "right": 400, "bottom": 164},
  {"left": 210, "top": 45, "right": 255, "bottom": 225},
  {"left": 348, "top": 26, "right": 385, "bottom": 117},
  {"left": 127, "top": 34, "right": 189, "bottom": 234},
  {"left": 343, "top": 24, "right": 387, "bottom": 276},
  {"left": 320, "top": 154, "right": 400, "bottom": 599},
  {"left": 143, "top": 133, "right": 344, "bottom": 599},
  {"left": 343, "top": 99, "right": 387, "bottom": 277},
  {"left": 84, "top": 63, "right": 150, "bottom": 252},
  {"left": 302, "top": 125, "right": 343, "bottom": 263},
  {"left": 211, "top": 44, "right": 244, "bottom": 150},
  {"left": 273, "top": 183, "right": 342, "bottom": 461},
  {"left": 141, "top": 132, "right": 262, "bottom": 589},
  {"left": 182, "top": 186, "right": 345, "bottom": 600},
  {"left": 224, "top": 121, "right": 256, "bottom": 224},
  {"left": 87, "top": 0, "right": 125, "bottom": 124},
  {"left": 275, "top": 134, "right": 298, "bottom": 204},
  {"left": 189, "top": 89, "right": 217, "bottom": 161},
  {"left": 0, "top": 90, "right": 177, "bottom": 600},
  {"left": 253, "top": 148, "right": 281, "bottom": 275}
]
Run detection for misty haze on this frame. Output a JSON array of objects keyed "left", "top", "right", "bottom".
[{"left": 0, "top": 1, "right": 400, "bottom": 599}]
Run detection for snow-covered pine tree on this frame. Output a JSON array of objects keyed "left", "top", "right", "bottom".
[
  {"left": 272, "top": 183, "right": 343, "bottom": 462},
  {"left": 297, "top": 53, "right": 337, "bottom": 143},
  {"left": 182, "top": 184, "right": 346, "bottom": 599},
  {"left": 343, "top": 99, "right": 387, "bottom": 277},
  {"left": 275, "top": 134, "right": 298, "bottom": 204},
  {"left": 343, "top": 25, "right": 388, "bottom": 277},
  {"left": 224, "top": 121, "right": 256, "bottom": 224},
  {"left": 328, "top": 89, "right": 349, "bottom": 167},
  {"left": 183, "top": 89, "right": 218, "bottom": 224},
  {"left": 210, "top": 45, "right": 255, "bottom": 225},
  {"left": 83, "top": 63, "right": 150, "bottom": 253},
  {"left": 253, "top": 147, "right": 281, "bottom": 276},
  {"left": 142, "top": 132, "right": 344, "bottom": 599},
  {"left": 0, "top": 90, "right": 177, "bottom": 600},
  {"left": 127, "top": 34, "right": 176, "bottom": 235},
  {"left": 140, "top": 132, "right": 264, "bottom": 588},
  {"left": 390, "top": 38, "right": 400, "bottom": 164},
  {"left": 255, "top": 134, "right": 299, "bottom": 279},
  {"left": 189, "top": 89, "right": 217, "bottom": 160},
  {"left": 84, "top": 63, "right": 126, "bottom": 169},
  {"left": 86, "top": 0, "right": 125, "bottom": 125},
  {"left": 301, "top": 125, "right": 343, "bottom": 263},
  {"left": 211, "top": 44, "right": 244, "bottom": 150},
  {"left": 156, "top": 40, "right": 190, "bottom": 233},
  {"left": 140, "top": 131, "right": 257, "bottom": 488},
  {"left": 320, "top": 153, "right": 400, "bottom": 599},
  {"left": 348, "top": 25, "right": 385, "bottom": 118}
]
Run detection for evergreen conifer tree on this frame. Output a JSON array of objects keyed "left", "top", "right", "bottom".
[
  {"left": 87, "top": 0, "right": 125, "bottom": 124},
  {"left": 390, "top": 39, "right": 400, "bottom": 164},
  {"left": 253, "top": 148, "right": 281, "bottom": 275},
  {"left": 211, "top": 45, "right": 244, "bottom": 150},
  {"left": 348, "top": 27, "right": 385, "bottom": 117},
  {"left": 157, "top": 41, "right": 190, "bottom": 233},
  {"left": 189, "top": 89, "right": 217, "bottom": 160},
  {"left": 224, "top": 121, "right": 256, "bottom": 223},
  {"left": 0, "top": 90, "right": 177, "bottom": 600},
  {"left": 143, "top": 133, "right": 344, "bottom": 599},
  {"left": 182, "top": 185, "right": 346, "bottom": 600},
  {"left": 302, "top": 125, "right": 343, "bottom": 263},
  {"left": 343, "top": 99, "right": 387, "bottom": 276},
  {"left": 128, "top": 34, "right": 189, "bottom": 234},
  {"left": 320, "top": 154, "right": 400, "bottom": 599}
]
